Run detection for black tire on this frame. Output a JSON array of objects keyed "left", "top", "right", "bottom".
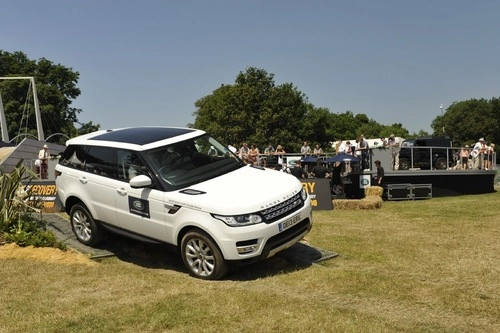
[
  {"left": 69, "top": 203, "right": 105, "bottom": 246},
  {"left": 181, "top": 230, "right": 228, "bottom": 280},
  {"left": 399, "top": 158, "right": 410, "bottom": 170},
  {"left": 435, "top": 157, "right": 447, "bottom": 170}
]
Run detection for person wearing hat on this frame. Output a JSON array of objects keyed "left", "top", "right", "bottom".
[
  {"left": 38, "top": 144, "right": 50, "bottom": 179},
  {"left": 472, "top": 138, "right": 485, "bottom": 169}
]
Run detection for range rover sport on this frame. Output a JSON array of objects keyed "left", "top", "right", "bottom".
[{"left": 55, "top": 127, "right": 312, "bottom": 280}]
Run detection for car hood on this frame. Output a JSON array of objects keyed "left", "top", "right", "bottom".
[{"left": 165, "top": 165, "right": 304, "bottom": 214}]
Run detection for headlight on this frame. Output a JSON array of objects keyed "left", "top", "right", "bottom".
[
  {"left": 213, "top": 213, "right": 263, "bottom": 227},
  {"left": 300, "top": 187, "right": 307, "bottom": 201}
]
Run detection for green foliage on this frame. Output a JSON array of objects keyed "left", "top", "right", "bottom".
[
  {"left": 193, "top": 67, "right": 420, "bottom": 151},
  {"left": 432, "top": 97, "right": 500, "bottom": 145},
  {"left": 76, "top": 120, "right": 101, "bottom": 136},
  {"left": 0, "top": 160, "right": 35, "bottom": 228},
  {"left": 4, "top": 215, "right": 65, "bottom": 250},
  {"left": 194, "top": 68, "right": 310, "bottom": 152},
  {"left": 0, "top": 50, "right": 99, "bottom": 143},
  {"left": 0, "top": 160, "right": 64, "bottom": 249}
]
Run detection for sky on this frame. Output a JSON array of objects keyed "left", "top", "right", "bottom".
[{"left": 2, "top": 0, "right": 500, "bottom": 136}]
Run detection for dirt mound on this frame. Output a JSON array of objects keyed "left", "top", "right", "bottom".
[{"left": 0, "top": 243, "right": 96, "bottom": 266}]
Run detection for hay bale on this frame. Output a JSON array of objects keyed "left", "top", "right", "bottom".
[
  {"left": 333, "top": 199, "right": 361, "bottom": 210},
  {"left": 365, "top": 186, "right": 383, "bottom": 197},
  {"left": 359, "top": 196, "right": 383, "bottom": 209},
  {"left": 333, "top": 195, "right": 383, "bottom": 210}
]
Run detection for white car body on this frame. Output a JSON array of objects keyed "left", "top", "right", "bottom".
[{"left": 55, "top": 127, "right": 312, "bottom": 279}]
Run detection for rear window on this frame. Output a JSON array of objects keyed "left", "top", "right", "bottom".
[
  {"left": 59, "top": 145, "right": 117, "bottom": 178},
  {"left": 59, "top": 145, "right": 87, "bottom": 169}
]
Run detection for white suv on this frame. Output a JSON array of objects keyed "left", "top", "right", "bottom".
[{"left": 55, "top": 127, "right": 312, "bottom": 279}]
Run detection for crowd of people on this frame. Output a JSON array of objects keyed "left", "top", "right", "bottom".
[
  {"left": 228, "top": 134, "right": 496, "bottom": 183},
  {"left": 231, "top": 140, "right": 331, "bottom": 179},
  {"left": 233, "top": 141, "right": 321, "bottom": 168},
  {"left": 456, "top": 138, "right": 496, "bottom": 170},
  {"left": 229, "top": 134, "right": 399, "bottom": 183}
]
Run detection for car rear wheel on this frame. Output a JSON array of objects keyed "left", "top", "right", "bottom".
[
  {"left": 181, "top": 230, "right": 228, "bottom": 280},
  {"left": 70, "top": 203, "right": 105, "bottom": 246},
  {"left": 435, "top": 157, "right": 448, "bottom": 170},
  {"left": 399, "top": 158, "right": 410, "bottom": 170}
]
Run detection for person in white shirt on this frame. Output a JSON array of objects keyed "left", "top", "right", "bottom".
[
  {"left": 337, "top": 140, "right": 347, "bottom": 154},
  {"left": 472, "top": 138, "right": 484, "bottom": 169},
  {"left": 38, "top": 144, "right": 49, "bottom": 179},
  {"left": 239, "top": 142, "right": 249, "bottom": 162},
  {"left": 300, "top": 141, "right": 311, "bottom": 156},
  {"left": 388, "top": 134, "right": 400, "bottom": 170}
]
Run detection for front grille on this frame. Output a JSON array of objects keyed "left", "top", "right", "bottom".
[{"left": 261, "top": 192, "right": 304, "bottom": 223}]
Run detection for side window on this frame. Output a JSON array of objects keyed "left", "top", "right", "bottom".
[
  {"left": 85, "top": 146, "right": 116, "bottom": 178},
  {"left": 59, "top": 145, "right": 87, "bottom": 169},
  {"left": 117, "top": 149, "right": 147, "bottom": 181}
]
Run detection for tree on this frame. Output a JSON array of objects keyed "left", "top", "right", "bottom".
[
  {"left": 76, "top": 121, "right": 100, "bottom": 136},
  {"left": 300, "top": 104, "right": 333, "bottom": 151},
  {"left": 193, "top": 67, "right": 414, "bottom": 152},
  {"left": 0, "top": 50, "right": 99, "bottom": 143},
  {"left": 382, "top": 123, "right": 410, "bottom": 139},
  {"left": 193, "top": 67, "right": 309, "bottom": 152},
  {"left": 328, "top": 111, "right": 359, "bottom": 141},
  {"left": 432, "top": 98, "right": 500, "bottom": 145}
]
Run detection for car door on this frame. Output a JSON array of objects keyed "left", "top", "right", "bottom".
[
  {"left": 82, "top": 146, "right": 120, "bottom": 225},
  {"left": 113, "top": 150, "right": 169, "bottom": 242},
  {"left": 413, "top": 140, "right": 430, "bottom": 169}
]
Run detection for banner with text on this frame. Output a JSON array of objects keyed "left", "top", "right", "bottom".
[{"left": 300, "top": 178, "right": 333, "bottom": 210}]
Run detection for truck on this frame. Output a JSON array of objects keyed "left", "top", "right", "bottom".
[{"left": 398, "top": 137, "right": 456, "bottom": 170}]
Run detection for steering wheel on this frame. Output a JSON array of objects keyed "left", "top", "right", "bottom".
[{"left": 157, "top": 165, "right": 172, "bottom": 178}]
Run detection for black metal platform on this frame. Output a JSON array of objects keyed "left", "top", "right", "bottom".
[{"left": 343, "top": 169, "right": 496, "bottom": 199}]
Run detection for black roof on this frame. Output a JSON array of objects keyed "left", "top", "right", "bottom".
[{"left": 89, "top": 127, "right": 196, "bottom": 145}]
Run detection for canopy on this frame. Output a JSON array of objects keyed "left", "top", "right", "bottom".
[
  {"left": 325, "top": 153, "right": 360, "bottom": 163},
  {"left": 301, "top": 156, "right": 318, "bottom": 163}
]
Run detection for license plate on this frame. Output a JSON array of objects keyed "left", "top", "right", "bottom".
[{"left": 279, "top": 214, "right": 301, "bottom": 232}]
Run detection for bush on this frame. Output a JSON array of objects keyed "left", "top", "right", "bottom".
[{"left": 3, "top": 213, "right": 66, "bottom": 250}]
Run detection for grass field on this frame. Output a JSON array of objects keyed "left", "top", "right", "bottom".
[{"left": 1, "top": 187, "right": 499, "bottom": 333}]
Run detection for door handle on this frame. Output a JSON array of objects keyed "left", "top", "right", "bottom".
[
  {"left": 79, "top": 177, "right": 88, "bottom": 184},
  {"left": 116, "top": 188, "right": 127, "bottom": 196}
]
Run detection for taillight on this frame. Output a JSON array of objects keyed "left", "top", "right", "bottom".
[{"left": 55, "top": 170, "right": 62, "bottom": 179}]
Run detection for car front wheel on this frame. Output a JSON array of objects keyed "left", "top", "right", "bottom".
[
  {"left": 181, "top": 230, "right": 228, "bottom": 280},
  {"left": 70, "top": 203, "right": 105, "bottom": 246}
]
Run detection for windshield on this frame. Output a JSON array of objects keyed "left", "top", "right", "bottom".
[
  {"left": 143, "top": 134, "right": 243, "bottom": 189},
  {"left": 402, "top": 140, "right": 415, "bottom": 147}
]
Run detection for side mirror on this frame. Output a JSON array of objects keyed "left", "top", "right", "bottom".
[{"left": 129, "top": 175, "right": 152, "bottom": 188}]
